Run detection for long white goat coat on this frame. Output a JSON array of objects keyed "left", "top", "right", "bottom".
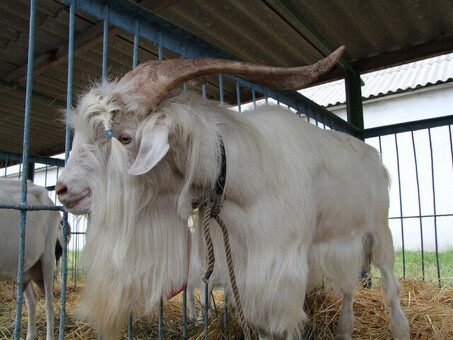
[
  {"left": 58, "top": 89, "right": 399, "bottom": 338},
  {"left": 203, "top": 105, "right": 389, "bottom": 334}
]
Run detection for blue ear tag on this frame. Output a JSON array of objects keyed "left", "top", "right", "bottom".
[{"left": 106, "top": 129, "right": 114, "bottom": 138}]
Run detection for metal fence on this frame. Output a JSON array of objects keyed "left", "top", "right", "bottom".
[
  {"left": 1, "top": 0, "right": 452, "bottom": 339},
  {"left": 364, "top": 117, "right": 453, "bottom": 285}
]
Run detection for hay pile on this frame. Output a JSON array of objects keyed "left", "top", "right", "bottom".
[
  {"left": 304, "top": 279, "right": 453, "bottom": 339},
  {"left": 1, "top": 279, "right": 452, "bottom": 339}
]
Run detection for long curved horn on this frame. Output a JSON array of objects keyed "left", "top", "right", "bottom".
[{"left": 118, "top": 46, "right": 345, "bottom": 109}]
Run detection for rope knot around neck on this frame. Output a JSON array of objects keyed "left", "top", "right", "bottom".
[
  {"left": 209, "top": 138, "right": 227, "bottom": 218},
  {"left": 199, "top": 137, "right": 252, "bottom": 339}
]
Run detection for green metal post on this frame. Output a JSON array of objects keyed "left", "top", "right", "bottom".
[
  {"left": 345, "top": 70, "right": 369, "bottom": 288},
  {"left": 345, "top": 70, "right": 364, "bottom": 133},
  {"left": 26, "top": 163, "right": 35, "bottom": 181}
]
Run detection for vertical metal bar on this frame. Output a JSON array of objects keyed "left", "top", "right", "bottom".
[
  {"left": 236, "top": 82, "right": 241, "bottom": 112},
  {"left": 223, "top": 292, "right": 228, "bottom": 339},
  {"left": 219, "top": 75, "right": 224, "bottom": 104},
  {"left": 3, "top": 154, "right": 8, "bottom": 176},
  {"left": 158, "top": 33, "right": 164, "bottom": 60},
  {"left": 158, "top": 298, "right": 164, "bottom": 339},
  {"left": 378, "top": 136, "right": 383, "bottom": 159},
  {"left": 127, "top": 313, "right": 133, "bottom": 339},
  {"left": 252, "top": 88, "right": 256, "bottom": 108},
  {"left": 202, "top": 83, "right": 207, "bottom": 99},
  {"left": 410, "top": 131, "right": 425, "bottom": 280},
  {"left": 394, "top": 134, "right": 406, "bottom": 277},
  {"left": 44, "top": 164, "right": 49, "bottom": 186},
  {"left": 182, "top": 288, "right": 187, "bottom": 339},
  {"left": 345, "top": 70, "right": 364, "bottom": 131},
  {"left": 59, "top": 215, "right": 70, "bottom": 338},
  {"left": 204, "top": 281, "right": 209, "bottom": 340},
  {"left": 449, "top": 125, "right": 453, "bottom": 171},
  {"left": 427, "top": 128, "right": 441, "bottom": 286},
  {"left": 70, "top": 214, "right": 75, "bottom": 283},
  {"left": 60, "top": 1, "right": 76, "bottom": 338},
  {"left": 73, "top": 219, "right": 80, "bottom": 285},
  {"left": 132, "top": 20, "right": 139, "bottom": 69},
  {"left": 26, "top": 162, "right": 35, "bottom": 181},
  {"left": 102, "top": 4, "right": 109, "bottom": 83},
  {"left": 14, "top": 0, "right": 36, "bottom": 338},
  {"left": 128, "top": 21, "right": 137, "bottom": 330},
  {"left": 218, "top": 73, "right": 229, "bottom": 339}
]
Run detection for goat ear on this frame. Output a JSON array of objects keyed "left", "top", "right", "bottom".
[{"left": 128, "top": 122, "right": 170, "bottom": 175}]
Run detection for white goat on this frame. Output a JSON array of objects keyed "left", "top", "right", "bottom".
[
  {"left": 0, "top": 179, "right": 61, "bottom": 340},
  {"left": 56, "top": 46, "right": 410, "bottom": 339}
]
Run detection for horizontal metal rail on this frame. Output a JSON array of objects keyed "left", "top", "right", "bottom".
[
  {"left": 0, "top": 203, "right": 64, "bottom": 211},
  {"left": 0, "top": 151, "right": 65, "bottom": 167},
  {"left": 389, "top": 213, "right": 453, "bottom": 220},
  {"left": 363, "top": 115, "right": 453, "bottom": 138}
]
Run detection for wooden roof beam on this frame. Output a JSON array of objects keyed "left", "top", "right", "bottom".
[
  {"left": 3, "top": 22, "right": 118, "bottom": 85},
  {"left": 2, "top": 0, "right": 183, "bottom": 87}
]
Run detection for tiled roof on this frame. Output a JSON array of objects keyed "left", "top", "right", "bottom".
[{"left": 300, "top": 53, "right": 453, "bottom": 107}]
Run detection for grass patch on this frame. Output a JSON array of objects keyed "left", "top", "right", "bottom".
[
  {"left": 394, "top": 249, "right": 453, "bottom": 284},
  {"left": 63, "top": 250, "right": 85, "bottom": 284},
  {"left": 64, "top": 249, "right": 453, "bottom": 286}
]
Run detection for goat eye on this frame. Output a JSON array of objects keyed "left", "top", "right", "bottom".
[{"left": 119, "top": 135, "right": 132, "bottom": 145}]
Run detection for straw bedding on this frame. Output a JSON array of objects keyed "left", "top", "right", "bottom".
[{"left": 1, "top": 278, "right": 452, "bottom": 339}]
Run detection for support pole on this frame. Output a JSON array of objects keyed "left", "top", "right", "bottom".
[
  {"left": 345, "top": 70, "right": 364, "bottom": 132},
  {"left": 26, "top": 163, "right": 35, "bottom": 181}
]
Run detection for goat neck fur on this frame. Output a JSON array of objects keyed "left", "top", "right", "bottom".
[{"left": 56, "top": 51, "right": 409, "bottom": 339}]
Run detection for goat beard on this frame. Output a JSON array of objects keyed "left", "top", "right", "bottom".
[{"left": 78, "top": 143, "right": 190, "bottom": 338}]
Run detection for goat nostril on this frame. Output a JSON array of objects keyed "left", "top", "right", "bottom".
[{"left": 55, "top": 182, "right": 67, "bottom": 196}]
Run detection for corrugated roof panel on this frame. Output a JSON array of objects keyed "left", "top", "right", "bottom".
[{"left": 300, "top": 53, "right": 453, "bottom": 107}]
